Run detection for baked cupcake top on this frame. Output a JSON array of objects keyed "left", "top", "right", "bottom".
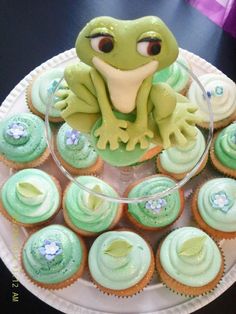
[
  {"left": 160, "top": 227, "right": 222, "bottom": 287},
  {"left": 22, "top": 225, "right": 83, "bottom": 284},
  {"left": 56, "top": 123, "right": 98, "bottom": 168},
  {"left": 127, "top": 175, "right": 182, "bottom": 228},
  {"left": 88, "top": 230, "right": 151, "bottom": 290},
  {"left": 187, "top": 73, "right": 236, "bottom": 122},
  {"left": 214, "top": 123, "right": 236, "bottom": 170},
  {"left": 30, "top": 68, "right": 67, "bottom": 118},
  {"left": 64, "top": 176, "right": 119, "bottom": 233},
  {"left": 152, "top": 56, "right": 190, "bottom": 93},
  {"left": 0, "top": 113, "right": 47, "bottom": 163},
  {"left": 197, "top": 178, "right": 236, "bottom": 232},
  {"left": 0, "top": 169, "right": 60, "bottom": 224},
  {"left": 159, "top": 127, "right": 206, "bottom": 174}
]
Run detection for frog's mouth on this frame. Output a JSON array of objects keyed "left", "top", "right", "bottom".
[{"left": 92, "top": 56, "right": 158, "bottom": 114}]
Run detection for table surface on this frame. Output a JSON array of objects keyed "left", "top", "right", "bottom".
[{"left": 0, "top": 0, "right": 235, "bottom": 313}]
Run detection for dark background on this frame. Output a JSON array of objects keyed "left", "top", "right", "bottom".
[{"left": 0, "top": 0, "right": 235, "bottom": 313}]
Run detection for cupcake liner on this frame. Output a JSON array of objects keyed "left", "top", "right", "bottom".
[
  {"left": 88, "top": 228, "right": 155, "bottom": 297},
  {"left": 196, "top": 111, "right": 236, "bottom": 130},
  {"left": 20, "top": 233, "right": 87, "bottom": 290},
  {"left": 210, "top": 133, "right": 236, "bottom": 179},
  {"left": 0, "top": 174, "right": 62, "bottom": 229},
  {"left": 123, "top": 174, "right": 185, "bottom": 231},
  {"left": 191, "top": 181, "right": 236, "bottom": 240},
  {"left": 26, "top": 75, "right": 64, "bottom": 123},
  {"left": 155, "top": 228, "right": 225, "bottom": 297}
]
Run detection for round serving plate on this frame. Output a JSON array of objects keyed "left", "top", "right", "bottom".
[{"left": 0, "top": 48, "right": 235, "bottom": 314}]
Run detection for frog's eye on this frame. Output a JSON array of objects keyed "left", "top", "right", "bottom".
[
  {"left": 88, "top": 34, "right": 114, "bottom": 53},
  {"left": 137, "top": 38, "right": 162, "bottom": 56}
]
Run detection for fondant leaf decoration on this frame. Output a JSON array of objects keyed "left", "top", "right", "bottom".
[
  {"left": 178, "top": 236, "right": 206, "bottom": 257},
  {"left": 87, "top": 185, "right": 103, "bottom": 210},
  {"left": 16, "top": 182, "right": 43, "bottom": 198},
  {"left": 104, "top": 239, "right": 133, "bottom": 257}
]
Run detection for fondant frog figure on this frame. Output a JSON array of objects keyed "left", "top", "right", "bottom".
[{"left": 55, "top": 16, "right": 198, "bottom": 155}]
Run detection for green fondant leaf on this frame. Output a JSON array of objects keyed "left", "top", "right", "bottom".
[
  {"left": 104, "top": 239, "right": 133, "bottom": 257},
  {"left": 178, "top": 236, "right": 206, "bottom": 257},
  {"left": 16, "top": 182, "right": 43, "bottom": 198},
  {"left": 87, "top": 185, "right": 103, "bottom": 210}
]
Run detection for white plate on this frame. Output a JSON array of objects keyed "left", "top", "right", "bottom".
[{"left": 0, "top": 48, "right": 235, "bottom": 314}]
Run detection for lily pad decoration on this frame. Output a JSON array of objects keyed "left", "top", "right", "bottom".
[
  {"left": 104, "top": 239, "right": 133, "bottom": 257},
  {"left": 16, "top": 182, "right": 43, "bottom": 198},
  {"left": 87, "top": 185, "right": 103, "bottom": 210},
  {"left": 178, "top": 236, "right": 206, "bottom": 257}
]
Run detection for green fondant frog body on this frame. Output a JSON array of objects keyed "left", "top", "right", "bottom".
[{"left": 55, "top": 16, "right": 198, "bottom": 159}]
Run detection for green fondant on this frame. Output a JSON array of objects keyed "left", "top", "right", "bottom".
[
  {"left": 104, "top": 239, "right": 133, "bottom": 257},
  {"left": 178, "top": 236, "right": 206, "bottom": 256},
  {"left": 0, "top": 113, "right": 47, "bottom": 163},
  {"left": 1, "top": 169, "right": 60, "bottom": 224},
  {"left": 22, "top": 225, "right": 83, "bottom": 284},
  {"left": 64, "top": 176, "right": 119, "bottom": 233},
  {"left": 198, "top": 178, "right": 236, "bottom": 232},
  {"left": 88, "top": 231, "right": 151, "bottom": 289},
  {"left": 128, "top": 175, "right": 181, "bottom": 228},
  {"left": 87, "top": 185, "right": 103, "bottom": 210},
  {"left": 17, "top": 182, "right": 43, "bottom": 198},
  {"left": 214, "top": 123, "right": 236, "bottom": 170},
  {"left": 160, "top": 227, "right": 222, "bottom": 287}
]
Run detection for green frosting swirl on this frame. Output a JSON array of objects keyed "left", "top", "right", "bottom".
[
  {"left": 128, "top": 176, "right": 182, "bottom": 228},
  {"left": 0, "top": 113, "right": 47, "bottom": 163},
  {"left": 160, "top": 227, "right": 222, "bottom": 287},
  {"left": 64, "top": 176, "right": 119, "bottom": 233},
  {"left": 22, "top": 225, "right": 83, "bottom": 284},
  {"left": 214, "top": 123, "right": 236, "bottom": 170},
  {"left": 198, "top": 178, "right": 236, "bottom": 232},
  {"left": 159, "top": 128, "right": 206, "bottom": 173},
  {"left": 152, "top": 56, "right": 190, "bottom": 92},
  {"left": 31, "top": 68, "right": 67, "bottom": 118},
  {"left": 88, "top": 231, "right": 151, "bottom": 289},
  {"left": 57, "top": 123, "right": 98, "bottom": 168},
  {"left": 1, "top": 169, "right": 60, "bottom": 224}
]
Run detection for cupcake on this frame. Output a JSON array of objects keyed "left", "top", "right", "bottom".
[
  {"left": 26, "top": 68, "right": 68, "bottom": 122},
  {"left": 55, "top": 123, "right": 103, "bottom": 175},
  {"left": 0, "top": 113, "right": 50, "bottom": 169},
  {"left": 210, "top": 123, "right": 236, "bottom": 178},
  {"left": 21, "top": 224, "right": 87, "bottom": 289},
  {"left": 124, "top": 175, "right": 184, "bottom": 231},
  {"left": 88, "top": 230, "right": 155, "bottom": 296},
  {"left": 187, "top": 73, "right": 236, "bottom": 129},
  {"left": 156, "top": 226, "right": 224, "bottom": 296},
  {"left": 156, "top": 127, "right": 207, "bottom": 180},
  {"left": 192, "top": 178, "right": 236, "bottom": 239},
  {"left": 152, "top": 55, "right": 191, "bottom": 95},
  {"left": 0, "top": 169, "right": 61, "bottom": 228},
  {"left": 63, "top": 176, "right": 123, "bottom": 236}
]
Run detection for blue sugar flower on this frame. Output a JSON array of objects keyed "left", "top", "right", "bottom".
[
  {"left": 145, "top": 198, "right": 167, "bottom": 214},
  {"left": 210, "top": 191, "right": 233, "bottom": 213},
  {"left": 65, "top": 129, "right": 80, "bottom": 145},
  {"left": 6, "top": 123, "right": 28, "bottom": 139},
  {"left": 215, "top": 86, "right": 224, "bottom": 96},
  {"left": 38, "top": 239, "right": 62, "bottom": 261}
]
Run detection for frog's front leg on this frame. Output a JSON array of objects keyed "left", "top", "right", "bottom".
[
  {"left": 125, "top": 77, "right": 154, "bottom": 151},
  {"left": 91, "top": 70, "right": 129, "bottom": 150}
]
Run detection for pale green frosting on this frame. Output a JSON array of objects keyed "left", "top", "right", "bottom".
[
  {"left": 0, "top": 113, "right": 47, "bottom": 163},
  {"left": 152, "top": 56, "right": 190, "bottom": 92},
  {"left": 1, "top": 169, "right": 60, "bottom": 224},
  {"left": 214, "top": 123, "right": 236, "bottom": 170},
  {"left": 57, "top": 123, "right": 98, "bottom": 168},
  {"left": 88, "top": 231, "right": 151, "bottom": 289},
  {"left": 128, "top": 176, "right": 181, "bottom": 228},
  {"left": 65, "top": 176, "right": 119, "bottom": 233},
  {"left": 160, "top": 227, "right": 222, "bottom": 287},
  {"left": 22, "top": 225, "right": 83, "bottom": 284},
  {"left": 159, "top": 128, "right": 206, "bottom": 173},
  {"left": 198, "top": 178, "right": 236, "bottom": 232},
  {"left": 31, "top": 68, "right": 67, "bottom": 118}
]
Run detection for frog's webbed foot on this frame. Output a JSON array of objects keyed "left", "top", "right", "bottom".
[
  {"left": 126, "top": 123, "right": 153, "bottom": 151},
  {"left": 94, "top": 119, "right": 129, "bottom": 150},
  {"left": 157, "top": 102, "right": 200, "bottom": 149},
  {"left": 54, "top": 89, "right": 72, "bottom": 111}
]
